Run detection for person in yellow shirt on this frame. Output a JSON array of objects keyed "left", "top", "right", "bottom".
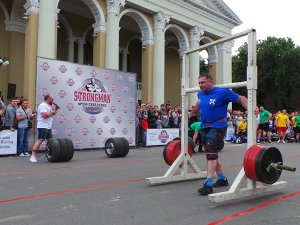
[
  {"left": 276, "top": 109, "right": 290, "bottom": 143},
  {"left": 236, "top": 117, "right": 247, "bottom": 142}
]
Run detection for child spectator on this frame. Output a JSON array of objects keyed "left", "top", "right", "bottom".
[{"left": 140, "top": 114, "right": 149, "bottom": 146}]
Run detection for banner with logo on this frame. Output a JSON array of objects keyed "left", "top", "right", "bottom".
[
  {"left": 0, "top": 130, "right": 17, "bottom": 155},
  {"left": 146, "top": 129, "right": 180, "bottom": 146},
  {"left": 36, "top": 57, "right": 136, "bottom": 149}
]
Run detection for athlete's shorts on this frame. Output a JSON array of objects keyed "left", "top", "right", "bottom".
[
  {"left": 258, "top": 122, "right": 270, "bottom": 132},
  {"left": 294, "top": 127, "right": 300, "bottom": 134},
  {"left": 277, "top": 126, "right": 287, "bottom": 134},
  {"left": 201, "top": 128, "right": 227, "bottom": 153},
  {"left": 37, "top": 128, "right": 53, "bottom": 141}
]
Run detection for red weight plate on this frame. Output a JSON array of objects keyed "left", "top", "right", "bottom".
[
  {"left": 164, "top": 140, "right": 192, "bottom": 166},
  {"left": 243, "top": 145, "right": 263, "bottom": 181}
]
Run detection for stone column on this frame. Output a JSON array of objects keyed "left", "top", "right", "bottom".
[
  {"left": 37, "top": 0, "right": 57, "bottom": 58},
  {"left": 121, "top": 48, "right": 129, "bottom": 72},
  {"left": 23, "top": 0, "right": 39, "bottom": 106},
  {"left": 77, "top": 38, "right": 85, "bottom": 64},
  {"left": 217, "top": 41, "right": 234, "bottom": 84},
  {"left": 207, "top": 48, "right": 218, "bottom": 83},
  {"left": 68, "top": 37, "right": 75, "bottom": 62},
  {"left": 189, "top": 26, "right": 204, "bottom": 106},
  {"left": 105, "top": 0, "right": 125, "bottom": 70},
  {"left": 152, "top": 11, "right": 170, "bottom": 106},
  {"left": 92, "top": 22, "right": 106, "bottom": 68}
]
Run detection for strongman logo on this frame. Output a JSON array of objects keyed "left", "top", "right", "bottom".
[
  {"left": 128, "top": 138, "right": 134, "bottom": 145},
  {"left": 40, "top": 88, "right": 50, "bottom": 96},
  {"left": 66, "top": 103, "right": 74, "bottom": 111},
  {"left": 58, "top": 90, "right": 67, "bottom": 98},
  {"left": 41, "top": 62, "right": 50, "bottom": 71},
  {"left": 110, "top": 106, "right": 116, "bottom": 113},
  {"left": 74, "top": 139, "right": 82, "bottom": 148},
  {"left": 96, "top": 128, "right": 103, "bottom": 135},
  {"left": 67, "top": 79, "right": 75, "bottom": 86},
  {"left": 128, "top": 117, "right": 134, "bottom": 124},
  {"left": 110, "top": 84, "right": 116, "bottom": 91},
  {"left": 75, "top": 67, "right": 83, "bottom": 75},
  {"left": 50, "top": 76, "right": 58, "bottom": 85},
  {"left": 110, "top": 128, "right": 116, "bottom": 135},
  {"left": 73, "top": 78, "right": 111, "bottom": 115},
  {"left": 74, "top": 115, "right": 82, "bottom": 123},
  {"left": 122, "top": 128, "right": 128, "bottom": 135},
  {"left": 90, "top": 70, "right": 97, "bottom": 77},
  {"left": 58, "top": 114, "right": 66, "bottom": 123},
  {"left": 89, "top": 139, "right": 96, "bottom": 146},
  {"left": 158, "top": 130, "right": 169, "bottom": 143},
  {"left": 128, "top": 76, "right": 135, "bottom": 82},
  {"left": 65, "top": 128, "right": 74, "bottom": 136},
  {"left": 81, "top": 128, "right": 89, "bottom": 135},
  {"left": 209, "top": 99, "right": 216, "bottom": 106},
  {"left": 103, "top": 116, "right": 110, "bottom": 123},
  {"left": 89, "top": 116, "right": 96, "bottom": 123},
  {"left": 116, "top": 116, "right": 122, "bottom": 124},
  {"left": 59, "top": 65, "right": 67, "bottom": 73}
]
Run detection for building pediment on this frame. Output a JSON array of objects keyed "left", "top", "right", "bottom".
[{"left": 170, "top": 0, "right": 242, "bottom": 26}]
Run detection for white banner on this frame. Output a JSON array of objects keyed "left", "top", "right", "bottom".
[
  {"left": 36, "top": 57, "right": 136, "bottom": 149},
  {"left": 146, "top": 129, "right": 180, "bottom": 146},
  {"left": 0, "top": 130, "right": 17, "bottom": 155}
]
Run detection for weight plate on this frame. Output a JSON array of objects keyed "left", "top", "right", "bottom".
[
  {"left": 164, "top": 140, "right": 192, "bottom": 166},
  {"left": 243, "top": 145, "right": 262, "bottom": 181},
  {"left": 256, "top": 147, "right": 282, "bottom": 184}
]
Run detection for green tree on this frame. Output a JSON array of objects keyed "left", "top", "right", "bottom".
[{"left": 232, "top": 37, "right": 300, "bottom": 109}]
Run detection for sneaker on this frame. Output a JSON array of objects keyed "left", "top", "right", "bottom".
[
  {"left": 19, "top": 153, "right": 25, "bottom": 157},
  {"left": 282, "top": 140, "right": 286, "bottom": 143},
  {"left": 212, "top": 178, "right": 229, "bottom": 187},
  {"left": 256, "top": 139, "right": 260, "bottom": 143},
  {"left": 198, "top": 184, "right": 213, "bottom": 195},
  {"left": 268, "top": 140, "right": 272, "bottom": 144},
  {"left": 277, "top": 140, "right": 281, "bottom": 143},
  {"left": 29, "top": 156, "right": 37, "bottom": 163},
  {"left": 24, "top": 152, "right": 31, "bottom": 156}
]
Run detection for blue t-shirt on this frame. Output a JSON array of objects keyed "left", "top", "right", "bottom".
[{"left": 197, "top": 87, "right": 239, "bottom": 128}]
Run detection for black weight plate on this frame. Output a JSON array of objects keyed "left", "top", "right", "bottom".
[
  {"left": 46, "top": 139, "right": 61, "bottom": 162},
  {"left": 105, "top": 138, "right": 120, "bottom": 158},
  {"left": 255, "top": 147, "right": 282, "bottom": 184},
  {"left": 57, "top": 139, "right": 68, "bottom": 162},
  {"left": 64, "top": 138, "right": 75, "bottom": 161},
  {"left": 120, "top": 137, "right": 130, "bottom": 157}
]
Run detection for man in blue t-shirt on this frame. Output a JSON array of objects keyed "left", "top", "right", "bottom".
[{"left": 189, "top": 73, "right": 248, "bottom": 195}]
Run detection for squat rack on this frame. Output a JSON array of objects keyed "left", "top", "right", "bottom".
[{"left": 146, "top": 29, "right": 287, "bottom": 203}]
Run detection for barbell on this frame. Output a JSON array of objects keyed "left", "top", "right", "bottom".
[
  {"left": 45, "top": 137, "right": 130, "bottom": 162},
  {"left": 243, "top": 145, "right": 296, "bottom": 184}
]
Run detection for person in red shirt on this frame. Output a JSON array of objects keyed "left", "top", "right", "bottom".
[{"left": 140, "top": 114, "right": 149, "bottom": 146}]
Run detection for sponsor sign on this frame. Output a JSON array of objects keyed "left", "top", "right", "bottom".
[
  {"left": 146, "top": 129, "right": 180, "bottom": 146},
  {"left": 36, "top": 57, "right": 136, "bottom": 149},
  {"left": 0, "top": 130, "right": 17, "bottom": 155}
]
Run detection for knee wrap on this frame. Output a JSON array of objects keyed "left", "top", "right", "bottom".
[{"left": 206, "top": 154, "right": 218, "bottom": 161}]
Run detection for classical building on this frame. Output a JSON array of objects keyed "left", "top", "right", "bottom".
[{"left": 0, "top": 0, "right": 241, "bottom": 107}]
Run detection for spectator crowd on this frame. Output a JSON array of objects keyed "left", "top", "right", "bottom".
[{"left": 134, "top": 102, "right": 300, "bottom": 146}]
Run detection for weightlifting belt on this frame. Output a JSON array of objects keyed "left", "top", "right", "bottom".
[{"left": 204, "top": 117, "right": 227, "bottom": 127}]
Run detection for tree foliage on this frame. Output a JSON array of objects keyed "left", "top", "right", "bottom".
[{"left": 232, "top": 37, "right": 300, "bottom": 109}]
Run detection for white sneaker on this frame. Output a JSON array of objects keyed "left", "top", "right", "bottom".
[
  {"left": 282, "top": 140, "right": 286, "bottom": 143},
  {"left": 277, "top": 140, "right": 281, "bottom": 143},
  {"left": 29, "top": 156, "right": 37, "bottom": 163},
  {"left": 24, "top": 152, "right": 31, "bottom": 156},
  {"left": 19, "top": 153, "right": 25, "bottom": 157}
]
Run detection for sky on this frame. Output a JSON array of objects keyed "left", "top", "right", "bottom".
[{"left": 223, "top": 0, "right": 300, "bottom": 54}]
